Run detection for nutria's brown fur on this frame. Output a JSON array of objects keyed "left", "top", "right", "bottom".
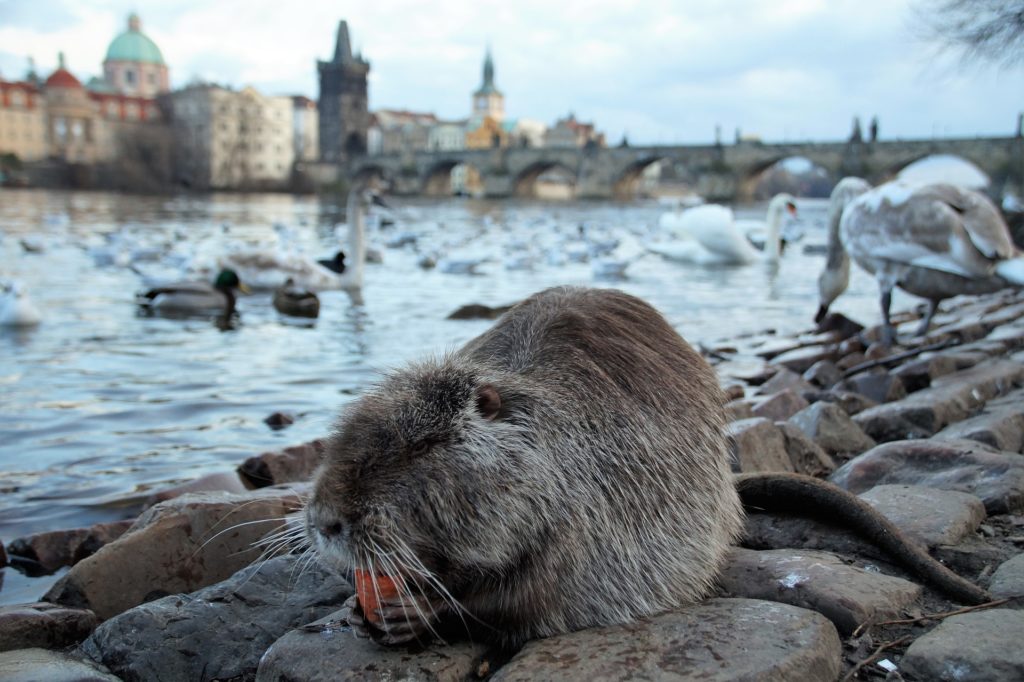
[{"left": 305, "top": 286, "right": 987, "bottom": 647}]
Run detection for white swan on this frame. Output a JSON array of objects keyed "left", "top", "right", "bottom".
[
  {"left": 648, "top": 193, "right": 797, "bottom": 265},
  {"left": 817, "top": 178, "right": 1024, "bottom": 344},
  {"left": 215, "top": 188, "right": 378, "bottom": 292},
  {"left": 0, "top": 281, "right": 42, "bottom": 327}
]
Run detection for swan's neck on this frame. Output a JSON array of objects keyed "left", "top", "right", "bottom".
[
  {"left": 346, "top": 191, "right": 366, "bottom": 288},
  {"left": 763, "top": 202, "right": 785, "bottom": 262},
  {"left": 819, "top": 196, "right": 851, "bottom": 307}
]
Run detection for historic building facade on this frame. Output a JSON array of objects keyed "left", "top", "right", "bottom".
[
  {"left": 292, "top": 95, "right": 318, "bottom": 162},
  {"left": 101, "top": 14, "right": 170, "bottom": 98},
  {"left": 163, "top": 84, "right": 294, "bottom": 189},
  {"left": 317, "top": 21, "right": 370, "bottom": 164}
]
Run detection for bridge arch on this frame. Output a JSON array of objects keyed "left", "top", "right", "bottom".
[
  {"left": 742, "top": 156, "right": 834, "bottom": 199},
  {"left": 421, "top": 159, "right": 483, "bottom": 197},
  {"left": 513, "top": 161, "right": 577, "bottom": 199},
  {"left": 351, "top": 163, "right": 392, "bottom": 190},
  {"left": 612, "top": 156, "right": 668, "bottom": 200}
]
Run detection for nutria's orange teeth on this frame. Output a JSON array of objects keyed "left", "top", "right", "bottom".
[{"left": 353, "top": 569, "right": 402, "bottom": 625}]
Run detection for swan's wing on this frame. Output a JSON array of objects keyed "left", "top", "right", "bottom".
[{"left": 925, "top": 184, "right": 1016, "bottom": 260}]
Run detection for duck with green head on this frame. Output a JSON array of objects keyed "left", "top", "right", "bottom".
[{"left": 137, "top": 269, "right": 250, "bottom": 317}]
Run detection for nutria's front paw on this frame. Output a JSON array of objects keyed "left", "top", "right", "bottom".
[{"left": 355, "top": 590, "right": 449, "bottom": 646}]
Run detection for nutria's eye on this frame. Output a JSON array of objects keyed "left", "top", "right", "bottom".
[{"left": 409, "top": 440, "right": 431, "bottom": 457}]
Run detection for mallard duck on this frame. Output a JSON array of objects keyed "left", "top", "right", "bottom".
[
  {"left": 817, "top": 179, "right": 1024, "bottom": 344},
  {"left": 272, "top": 278, "right": 320, "bottom": 318},
  {"left": 0, "top": 281, "right": 42, "bottom": 327},
  {"left": 136, "top": 268, "right": 249, "bottom": 317}
]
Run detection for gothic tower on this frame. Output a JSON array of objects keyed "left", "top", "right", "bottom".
[
  {"left": 317, "top": 21, "right": 370, "bottom": 164},
  {"left": 472, "top": 47, "right": 504, "bottom": 122}
]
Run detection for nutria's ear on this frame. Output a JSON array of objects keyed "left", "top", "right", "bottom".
[{"left": 476, "top": 384, "right": 501, "bottom": 421}]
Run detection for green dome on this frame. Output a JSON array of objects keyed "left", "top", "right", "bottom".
[{"left": 104, "top": 14, "right": 165, "bottom": 65}]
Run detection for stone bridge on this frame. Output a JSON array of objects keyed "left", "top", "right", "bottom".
[{"left": 348, "top": 136, "right": 1024, "bottom": 201}]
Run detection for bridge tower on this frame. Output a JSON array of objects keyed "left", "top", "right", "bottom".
[
  {"left": 317, "top": 20, "right": 370, "bottom": 164},
  {"left": 471, "top": 47, "right": 504, "bottom": 122}
]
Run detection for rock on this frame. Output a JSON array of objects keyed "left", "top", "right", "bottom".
[
  {"left": 757, "top": 367, "right": 814, "bottom": 395},
  {"left": 0, "top": 648, "right": 120, "bottom": 682},
  {"left": 7, "top": 521, "right": 134, "bottom": 574},
  {"left": 238, "top": 439, "right": 324, "bottom": 487},
  {"left": 82, "top": 554, "right": 350, "bottom": 682},
  {"left": 263, "top": 411, "right": 295, "bottom": 430},
  {"left": 926, "top": 319, "right": 990, "bottom": 344},
  {"left": 751, "top": 389, "right": 810, "bottom": 421},
  {"left": 821, "top": 389, "right": 878, "bottom": 416},
  {"left": 817, "top": 312, "right": 864, "bottom": 340},
  {"left": 0, "top": 603, "right": 98, "bottom": 653},
  {"left": 772, "top": 345, "right": 837, "bottom": 374},
  {"left": 901, "top": 609, "right": 1024, "bottom": 681},
  {"left": 788, "top": 402, "right": 877, "bottom": 458},
  {"left": 989, "top": 554, "right": 1024, "bottom": 598},
  {"left": 851, "top": 359, "right": 1024, "bottom": 441},
  {"left": 838, "top": 336, "right": 866, "bottom": 356},
  {"left": 145, "top": 471, "right": 252, "bottom": 506},
  {"left": 45, "top": 485, "right": 308, "bottom": 620},
  {"left": 836, "top": 351, "right": 866, "bottom": 372},
  {"left": 838, "top": 372, "right": 907, "bottom": 404},
  {"left": 447, "top": 302, "right": 514, "bottom": 320},
  {"left": 715, "top": 356, "right": 775, "bottom": 385},
  {"left": 716, "top": 548, "right": 921, "bottom": 635},
  {"left": 490, "top": 598, "right": 840, "bottom": 682},
  {"left": 858, "top": 484, "right": 986, "bottom": 547},
  {"left": 726, "top": 418, "right": 795, "bottom": 473},
  {"left": 892, "top": 354, "right": 958, "bottom": 392},
  {"left": 256, "top": 609, "right": 490, "bottom": 682},
  {"left": 803, "top": 360, "right": 842, "bottom": 389},
  {"left": 721, "top": 383, "right": 745, "bottom": 401},
  {"left": 932, "top": 389, "right": 1024, "bottom": 453},
  {"left": 777, "top": 423, "right": 836, "bottom": 476},
  {"left": 1, "top": 543, "right": 7, "bottom": 567},
  {"left": 724, "top": 399, "right": 754, "bottom": 421},
  {"left": 830, "top": 439, "right": 1024, "bottom": 514}
]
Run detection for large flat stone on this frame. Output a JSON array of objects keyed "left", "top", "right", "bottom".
[
  {"left": 45, "top": 485, "right": 308, "bottom": 620},
  {"left": 901, "top": 609, "right": 1024, "bottom": 681},
  {"left": 717, "top": 548, "right": 921, "bottom": 635},
  {"left": 830, "top": 439, "right": 1024, "bottom": 514},
  {"left": 772, "top": 345, "right": 838, "bottom": 374},
  {"left": 750, "top": 389, "right": 810, "bottom": 421},
  {"left": 777, "top": 422, "right": 836, "bottom": 476},
  {"left": 788, "top": 402, "right": 876, "bottom": 458},
  {"left": 81, "top": 554, "right": 351, "bottom": 682},
  {"left": 932, "top": 388, "right": 1024, "bottom": 453},
  {"left": 490, "top": 598, "right": 841, "bottom": 682},
  {"left": 238, "top": 439, "right": 325, "bottom": 487},
  {"left": 0, "top": 648, "right": 119, "bottom": 682},
  {"left": 6, "top": 521, "right": 133, "bottom": 574},
  {"left": 256, "top": 608, "right": 490, "bottom": 682},
  {"left": 852, "top": 359, "right": 1024, "bottom": 441},
  {"left": 858, "top": 484, "right": 986, "bottom": 547},
  {"left": 989, "top": 554, "right": 1024, "bottom": 599},
  {"left": 726, "top": 418, "right": 795, "bottom": 473},
  {"left": 0, "top": 602, "right": 98, "bottom": 653}
]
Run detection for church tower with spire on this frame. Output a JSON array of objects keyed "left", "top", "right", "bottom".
[
  {"left": 317, "top": 20, "right": 370, "bottom": 164},
  {"left": 471, "top": 47, "right": 504, "bottom": 122}
]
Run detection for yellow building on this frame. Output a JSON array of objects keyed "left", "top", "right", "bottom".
[
  {"left": 0, "top": 78, "right": 47, "bottom": 162},
  {"left": 465, "top": 115, "right": 508, "bottom": 149}
]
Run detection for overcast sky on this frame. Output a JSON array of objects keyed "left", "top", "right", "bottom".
[{"left": 1, "top": 0, "right": 1022, "bottom": 144}]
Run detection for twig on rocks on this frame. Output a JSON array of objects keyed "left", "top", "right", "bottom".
[
  {"left": 841, "top": 337, "right": 958, "bottom": 378},
  {"left": 852, "top": 598, "right": 1010, "bottom": 637},
  {"left": 840, "top": 635, "right": 911, "bottom": 682}
]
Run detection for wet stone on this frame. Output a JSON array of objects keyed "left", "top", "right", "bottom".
[
  {"left": 716, "top": 548, "right": 921, "bottom": 635},
  {"left": 726, "top": 418, "right": 795, "bottom": 473},
  {"left": 932, "top": 388, "right": 1024, "bottom": 453},
  {"left": 989, "top": 554, "right": 1024, "bottom": 598},
  {"left": 263, "top": 411, "right": 295, "bottom": 430},
  {"left": 45, "top": 485, "right": 308, "bottom": 620},
  {"left": 837, "top": 372, "right": 907, "bottom": 405},
  {"left": 901, "top": 609, "right": 1024, "bottom": 682},
  {"left": 757, "top": 367, "right": 814, "bottom": 395},
  {"left": 750, "top": 389, "right": 810, "bottom": 421},
  {"left": 724, "top": 399, "right": 754, "bottom": 422},
  {"left": 857, "top": 484, "right": 986, "bottom": 547},
  {"left": 772, "top": 344, "right": 837, "bottom": 374},
  {"left": 777, "top": 422, "right": 836, "bottom": 477},
  {"left": 7, "top": 521, "right": 134, "bottom": 574},
  {"left": 0, "top": 602, "right": 98, "bottom": 653},
  {"left": 238, "top": 439, "right": 325, "bottom": 487},
  {"left": 892, "top": 354, "right": 958, "bottom": 392},
  {"left": 788, "top": 402, "right": 877, "bottom": 458},
  {"left": 255, "top": 608, "right": 490, "bottom": 682},
  {"left": 81, "top": 554, "right": 351, "bottom": 682},
  {"left": 145, "top": 471, "right": 252, "bottom": 507},
  {"left": 821, "top": 389, "right": 878, "bottom": 416},
  {"left": 830, "top": 439, "right": 1024, "bottom": 515},
  {"left": 490, "top": 598, "right": 841, "bottom": 682},
  {"left": 803, "top": 359, "right": 842, "bottom": 389},
  {"left": 0, "top": 648, "right": 120, "bottom": 682}
]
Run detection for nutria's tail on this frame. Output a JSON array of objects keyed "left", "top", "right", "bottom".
[{"left": 735, "top": 472, "right": 990, "bottom": 605}]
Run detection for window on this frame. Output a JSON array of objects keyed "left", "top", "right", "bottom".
[
  {"left": 125, "top": 69, "right": 136, "bottom": 87},
  {"left": 11, "top": 91, "right": 24, "bottom": 107},
  {"left": 148, "top": 72, "right": 156, "bottom": 86}
]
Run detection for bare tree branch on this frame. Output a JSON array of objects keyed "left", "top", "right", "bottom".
[{"left": 913, "top": 0, "right": 1024, "bottom": 66}]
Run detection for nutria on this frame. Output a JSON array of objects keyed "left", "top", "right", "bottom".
[{"left": 305, "top": 286, "right": 988, "bottom": 647}]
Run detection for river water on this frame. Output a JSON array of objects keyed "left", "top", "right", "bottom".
[{"left": 0, "top": 188, "right": 902, "bottom": 603}]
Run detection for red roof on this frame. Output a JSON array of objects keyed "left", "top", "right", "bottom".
[{"left": 45, "top": 68, "right": 82, "bottom": 89}]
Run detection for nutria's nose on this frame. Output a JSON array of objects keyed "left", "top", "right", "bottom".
[
  {"left": 318, "top": 519, "right": 344, "bottom": 538},
  {"left": 308, "top": 506, "right": 347, "bottom": 540}
]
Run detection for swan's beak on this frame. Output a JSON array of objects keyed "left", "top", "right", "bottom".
[
  {"left": 786, "top": 202, "right": 797, "bottom": 216},
  {"left": 371, "top": 194, "right": 389, "bottom": 209},
  {"left": 813, "top": 303, "right": 828, "bottom": 324}
]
